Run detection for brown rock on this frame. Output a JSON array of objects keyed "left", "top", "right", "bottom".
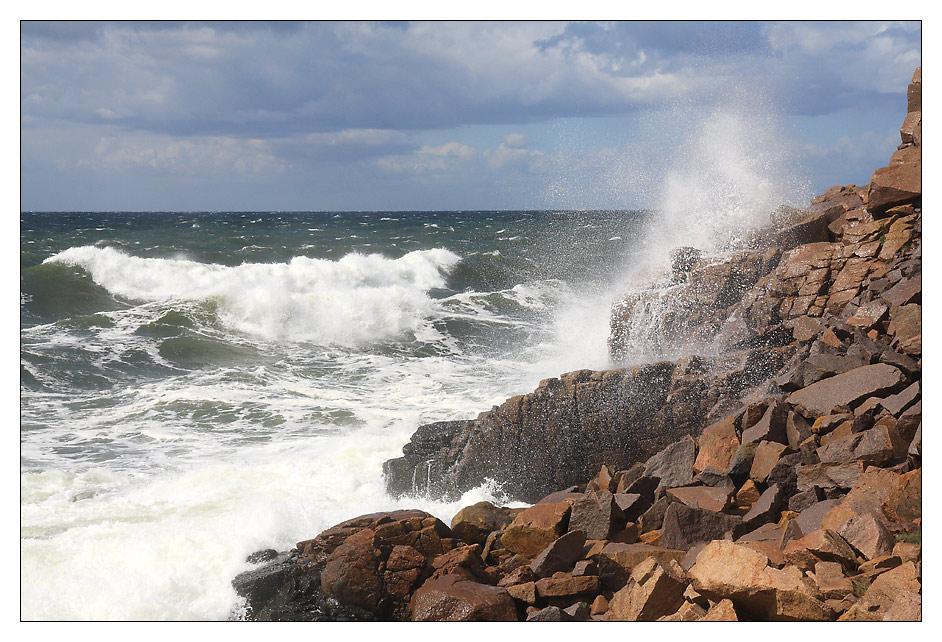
[
  {"left": 598, "top": 543, "right": 686, "bottom": 589},
  {"left": 786, "top": 364, "right": 905, "bottom": 418},
  {"left": 810, "top": 413, "right": 853, "bottom": 435},
  {"left": 590, "top": 594, "right": 609, "bottom": 615},
  {"left": 693, "top": 415, "right": 740, "bottom": 474},
  {"left": 838, "top": 561, "right": 921, "bottom": 621},
  {"left": 797, "top": 462, "right": 862, "bottom": 491},
  {"left": 534, "top": 573, "right": 600, "bottom": 598},
  {"left": 644, "top": 435, "right": 697, "bottom": 492},
  {"left": 505, "top": 581, "right": 537, "bottom": 604},
  {"left": 529, "top": 529, "right": 586, "bottom": 578},
  {"left": 410, "top": 574, "right": 517, "bottom": 621},
  {"left": 837, "top": 513, "right": 894, "bottom": 561},
  {"left": 816, "top": 424, "right": 903, "bottom": 466},
  {"left": 497, "top": 564, "right": 536, "bottom": 587},
  {"left": 525, "top": 605, "right": 563, "bottom": 621},
  {"left": 320, "top": 528, "right": 385, "bottom": 612},
  {"left": 742, "top": 402, "right": 788, "bottom": 445},
  {"left": 666, "top": 485, "right": 732, "bottom": 512},
  {"left": 701, "top": 598, "right": 739, "bottom": 621},
  {"left": 501, "top": 502, "right": 571, "bottom": 557},
  {"left": 736, "top": 479, "right": 761, "bottom": 510},
  {"left": 892, "top": 542, "right": 920, "bottom": 563},
  {"left": 568, "top": 490, "right": 623, "bottom": 540},
  {"left": 882, "top": 468, "right": 921, "bottom": 523},
  {"left": 783, "top": 529, "right": 858, "bottom": 574},
  {"left": 881, "top": 275, "right": 921, "bottom": 308},
  {"left": 607, "top": 557, "right": 687, "bottom": 621},
  {"left": 821, "top": 468, "right": 902, "bottom": 530},
  {"left": 880, "top": 381, "right": 920, "bottom": 416},
  {"left": 429, "top": 544, "right": 491, "bottom": 583},
  {"left": 811, "top": 561, "right": 853, "bottom": 600},
  {"left": 742, "top": 483, "right": 784, "bottom": 527},
  {"left": 660, "top": 502, "right": 744, "bottom": 551},
  {"left": 750, "top": 441, "right": 788, "bottom": 484},
  {"left": 888, "top": 303, "right": 921, "bottom": 354},
  {"left": 867, "top": 147, "right": 921, "bottom": 216},
  {"left": 786, "top": 411, "right": 812, "bottom": 451},
  {"left": 846, "top": 300, "right": 888, "bottom": 328},
  {"left": 688, "top": 540, "right": 833, "bottom": 621},
  {"left": 658, "top": 601, "right": 707, "bottom": 621},
  {"left": 450, "top": 501, "right": 514, "bottom": 546}
]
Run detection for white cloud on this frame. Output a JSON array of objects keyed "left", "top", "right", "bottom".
[{"left": 375, "top": 142, "right": 477, "bottom": 173}]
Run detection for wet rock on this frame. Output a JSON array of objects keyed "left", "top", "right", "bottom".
[
  {"left": 501, "top": 502, "right": 571, "bottom": 557},
  {"left": 409, "top": 574, "right": 517, "bottom": 622},
  {"left": 529, "top": 529, "right": 587, "bottom": 578},
  {"left": 450, "top": 501, "right": 514, "bottom": 546}
]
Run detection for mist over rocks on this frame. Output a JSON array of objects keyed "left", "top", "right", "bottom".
[{"left": 233, "top": 67, "right": 921, "bottom": 621}]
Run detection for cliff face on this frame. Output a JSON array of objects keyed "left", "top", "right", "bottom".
[
  {"left": 383, "top": 68, "right": 921, "bottom": 505},
  {"left": 235, "top": 67, "right": 921, "bottom": 622}
]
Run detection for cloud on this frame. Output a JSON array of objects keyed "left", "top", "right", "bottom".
[{"left": 375, "top": 142, "right": 477, "bottom": 174}]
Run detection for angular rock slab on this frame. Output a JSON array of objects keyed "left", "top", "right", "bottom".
[
  {"left": 410, "top": 574, "right": 517, "bottom": 621},
  {"left": 786, "top": 364, "right": 905, "bottom": 418}
]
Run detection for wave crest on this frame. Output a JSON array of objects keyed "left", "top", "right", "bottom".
[{"left": 45, "top": 246, "right": 462, "bottom": 346}]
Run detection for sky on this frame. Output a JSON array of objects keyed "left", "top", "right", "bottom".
[{"left": 20, "top": 19, "right": 922, "bottom": 211}]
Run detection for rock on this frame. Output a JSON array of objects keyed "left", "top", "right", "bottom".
[
  {"left": 501, "top": 501, "right": 571, "bottom": 557},
  {"left": 597, "top": 543, "right": 686, "bottom": 590},
  {"left": 450, "top": 501, "right": 514, "bottom": 546},
  {"left": 788, "top": 486, "right": 825, "bottom": 513},
  {"left": 568, "top": 490, "right": 623, "bottom": 540},
  {"left": 607, "top": 558, "right": 687, "bottom": 621},
  {"left": 590, "top": 594, "right": 609, "bottom": 616},
  {"left": 666, "top": 486, "right": 732, "bottom": 512},
  {"left": 525, "top": 605, "right": 564, "bottom": 621},
  {"left": 612, "top": 493, "right": 646, "bottom": 521},
  {"left": 783, "top": 529, "right": 858, "bottom": 574},
  {"left": 880, "top": 381, "right": 919, "bottom": 416},
  {"left": 786, "top": 412, "right": 813, "bottom": 451},
  {"left": 534, "top": 573, "right": 600, "bottom": 599},
  {"left": 232, "top": 552, "right": 297, "bottom": 616},
  {"left": 846, "top": 300, "right": 888, "bottom": 328},
  {"left": 670, "top": 246, "right": 703, "bottom": 281},
  {"left": 743, "top": 484, "right": 784, "bottom": 527},
  {"left": 775, "top": 355, "right": 862, "bottom": 392},
  {"left": 816, "top": 424, "right": 905, "bottom": 466},
  {"left": 742, "top": 401, "right": 788, "bottom": 444},
  {"left": 837, "top": 514, "right": 894, "bottom": 561},
  {"left": 428, "top": 545, "right": 491, "bottom": 584},
  {"left": 320, "top": 528, "right": 387, "bottom": 613},
  {"left": 644, "top": 435, "right": 697, "bottom": 493},
  {"left": 765, "top": 449, "right": 820, "bottom": 501},
  {"left": 786, "top": 364, "right": 905, "bottom": 418},
  {"left": 505, "top": 582, "right": 537, "bottom": 605},
  {"left": 797, "top": 462, "right": 862, "bottom": 492},
  {"left": 562, "top": 601, "right": 591, "bottom": 621},
  {"left": 810, "top": 561, "right": 853, "bottom": 600},
  {"left": 529, "top": 529, "right": 587, "bottom": 578},
  {"left": 726, "top": 442, "right": 758, "bottom": 485},
  {"left": 693, "top": 415, "right": 740, "bottom": 474},
  {"left": 638, "top": 495, "right": 678, "bottom": 533},
  {"left": 750, "top": 441, "right": 789, "bottom": 484},
  {"left": 881, "top": 468, "right": 920, "bottom": 523},
  {"left": 696, "top": 466, "right": 736, "bottom": 490},
  {"left": 867, "top": 147, "right": 921, "bottom": 217},
  {"left": 701, "top": 599, "right": 739, "bottom": 621},
  {"left": 792, "top": 499, "right": 843, "bottom": 538},
  {"left": 881, "top": 275, "right": 921, "bottom": 308},
  {"left": 736, "top": 479, "right": 762, "bottom": 510},
  {"left": 409, "top": 574, "right": 517, "bottom": 621},
  {"left": 820, "top": 468, "right": 902, "bottom": 530},
  {"left": 838, "top": 562, "right": 921, "bottom": 621},
  {"left": 688, "top": 540, "right": 834, "bottom": 621},
  {"left": 660, "top": 502, "right": 745, "bottom": 550},
  {"left": 888, "top": 303, "right": 921, "bottom": 354}
]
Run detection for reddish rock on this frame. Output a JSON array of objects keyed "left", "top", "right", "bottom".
[
  {"left": 786, "top": 364, "right": 905, "bottom": 418},
  {"left": 409, "top": 574, "right": 517, "bottom": 621},
  {"left": 797, "top": 462, "right": 862, "bottom": 491},
  {"left": 742, "top": 402, "right": 788, "bottom": 445},
  {"left": 791, "top": 316, "right": 822, "bottom": 342},
  {"left": 880, "top": 381, "right": 920, "bottom": 416},
  {"left": 597, "top": 542, "right": 686, "bottom": 589},
  {"left": 701, "top": 599, "right": 739, "bottom": 621},
  {"left": 816, "top": 424, "right": 904, "bottom": 466},
  {"left": 867, "top": 147, "right": 921, "bottom": 216},
  {"left": 525, "top": 605, "right": 564, "bottom": 621},
  {"left": 783, "top": 529, "right": 858, "bottom": 574},
  {"left": 429, "top": 544, "right": 491, "bottom": 583},
  {"left": 846, "top": 300, "right": 888, "bottom": 328},
  {"left": 786, "top": 412, "right": 812, "bottom": 451},
  {"left": 837, "top": 513, "right": 894, "bottom": 561},
  {"left": 821, "top": 469, "right": 902, "bottom": 530},
  {"left": 529, "top": 529, "right": 587, "bottom": 578},
  {"left": 881, "top": 275, "right": 921, "bottom": 308},
  {"left": 888, "top": 303, "right": 921, "bottom": 354},
  {"left": 660, "top": 502, "right": 744, "bottom": 551},
  {"left": 450, "top": 501, "right": 514, "bottom": 546},
  {"left": 505, "top": 581, "right": 537, "bottom": 605},
  {"left": 838, "top": 561, "right": 921, "bottom": 621},
  {"left": 607, "top": 557, "right": 687, "bottom": 621},
  {"left": 811, "top": 561, "right": 853, "bottom": 600},
  {"left": 501, "top": 501, "right": 571, "bottom": 557},
  {"left": 666, "top": 485, "right": 732, "bottom": 512},
  {"left": 688, "top": 540, "right": 833, "bottom": 621},
  {"left": 750, "top": 441, "right": 789, "bottom": 484},
  {"left": 321, "top": 528, "right": 386, "bottom": 612},
  {"left": 590, "top": 594, "right": 609, "bottom": 616},
  {"left": 534, "top": 573, "right": 600, "bottom": 598},
  {"left": 882, "top": 468, "right": 921, "bottom": 523},
  {"left": 568, "top": 490, "right": 623, "bottom": 540},
  {"left": 742, "top": 484, "right": 784, "bottom": 527},
  {"left": 497, "top": 564, "right": 536, "bottom": 587},
  {"left": 736, "top": 479, "right": 762, "bottom": 510},
  {"left": 693, "top": 415, "right": 740, "bottom": 474}
]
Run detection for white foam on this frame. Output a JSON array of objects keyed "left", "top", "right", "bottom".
[{"left": 45, "top": 246, "right": 462, "bottom": 346}]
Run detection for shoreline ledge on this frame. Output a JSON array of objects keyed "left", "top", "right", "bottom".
[{"left": 232, "top": 67, "right": 921, "bottom": 622}]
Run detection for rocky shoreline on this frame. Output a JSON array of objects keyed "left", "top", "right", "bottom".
[{"left": 232, "top": 67, "right": 921, "bottom": 622}]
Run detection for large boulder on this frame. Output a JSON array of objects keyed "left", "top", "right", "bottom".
[
  {"left": 867, "top": 147, "right": 921, "bottom": 216},
  {"left": 450, "top": 501, "right": 514, "bottom": 546},
  {"left": 786, "top": 364, "right": 906, "bottom": 418},
  {"left": 409, "top": 574, "right": 517, "bottom": 621}
]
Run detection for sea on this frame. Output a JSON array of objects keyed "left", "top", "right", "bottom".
[{"left": 20, "top": 209, "right": 648, "bottom": 620}]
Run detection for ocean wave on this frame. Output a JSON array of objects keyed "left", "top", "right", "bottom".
[{"left": 44, "top": 246, "right": 462, "bottom": 346}]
